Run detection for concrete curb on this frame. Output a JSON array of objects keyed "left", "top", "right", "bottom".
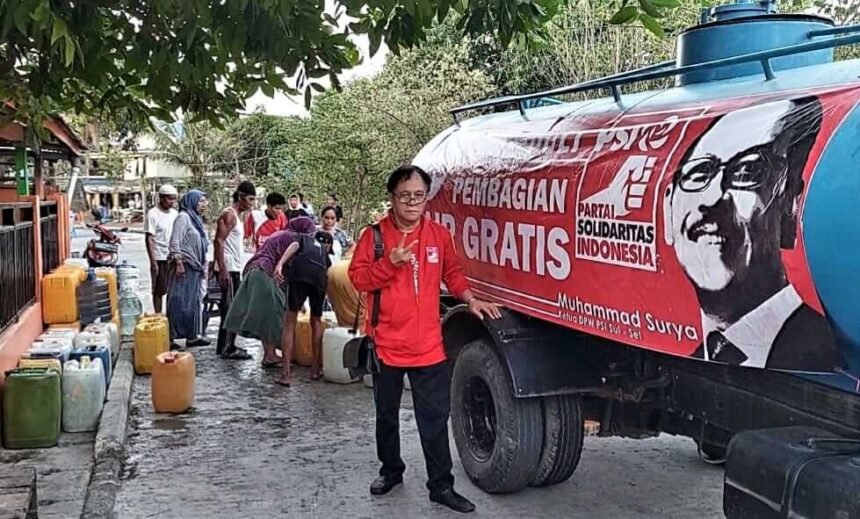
[{"left": 80, "top": 345, "right": 135, "bottom": 519}]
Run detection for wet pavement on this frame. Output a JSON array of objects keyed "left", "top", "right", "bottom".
[
  {"left": 0, "top": 432, "right": 94, "bottom": 518},
  {"left": 111, "top": 230, "right": 725, "bottom": 518}
]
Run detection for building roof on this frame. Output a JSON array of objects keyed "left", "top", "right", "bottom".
[{"left": 0, "top": 103, "right": 86, "bottom": 157}]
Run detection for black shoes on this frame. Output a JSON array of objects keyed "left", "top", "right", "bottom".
[
  {"left": 369, "top": 476, "right": 402, "bottom": 496},
  {"left": 186, "top": 337, "right": 211, "bottom": 347},
  {"left": 370, "top": 477, "right": 475, "bottom": 514},
  {"left": 430, "top": 488, "right": 476, "bottom": 514}
]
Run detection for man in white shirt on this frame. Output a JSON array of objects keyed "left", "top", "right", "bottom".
[
  {"left": 662, "top": 97, "right": 845, "bottom": 372},
  {"left": 144, "top": 184, "right": 178, "bottom": 313}
]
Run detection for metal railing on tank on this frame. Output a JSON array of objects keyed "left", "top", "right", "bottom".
[
  {"left": 0, "top": 203, "right": 36, "bottom": 333},
  {"left": 40, "top": 201, "right": 59, "bottom": 275},
  {"left": 451, "top": 25, "right": 860, "bottom": 123}
]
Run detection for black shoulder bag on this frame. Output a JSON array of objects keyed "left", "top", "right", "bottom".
[{"left": 343, "top": 224, "right": 384, "bottom": 377}]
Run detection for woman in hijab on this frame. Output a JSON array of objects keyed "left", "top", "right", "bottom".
[
  {"left": 224, "top": 216, "right": 317, "bottom": 372},
  {"left": 167, "top": 190, "right": 211, "bottom": 349}
]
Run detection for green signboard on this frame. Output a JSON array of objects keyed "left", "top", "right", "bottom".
[{"left": 15, "top": 146, "right": 29, "bottom": 196}]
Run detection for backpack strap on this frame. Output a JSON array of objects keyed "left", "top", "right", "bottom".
[
  {"left": 370, "top": 223, "right": 384, "bottom": 330},
  {"left": 349, "top": 223, "right": 385, "bottom": 333}
]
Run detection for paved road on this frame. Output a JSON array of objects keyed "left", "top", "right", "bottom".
[{"left": 109, "top": 230, "right": 725, "bottom": 519}]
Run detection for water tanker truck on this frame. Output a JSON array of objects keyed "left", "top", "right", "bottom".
[{"left": 415, "top": 1, "right": 860, "bottom": 514}]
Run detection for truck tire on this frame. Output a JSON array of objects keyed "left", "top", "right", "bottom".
[
  {"left": 451, "top": 339, "right": 544, "bottom": 494},
  {"left": 529, "top": 395, "right": 584, "bottom": 487},
  {"left": 695, "top": 440, "right": 727, "bottom": 464}
]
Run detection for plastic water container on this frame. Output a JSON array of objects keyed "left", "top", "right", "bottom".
[
  {"left": 64, "top": 258, "right": 90, "bottom": 270},
  {"left": 70, "top": 344, "right": 112, "bottom": 388},
  {"left": 62, "top": 357, "right": 106, "bottom": 432},
  {"left": 95, "top": 268, "right": 119, "bottom": 316},
  {"left": 323, "top": 328, "right": 361, "bottom": 384},
  {"left": 116, "top": 261, "right": 140, "bottom": 293},
  {"left": 78, "top": 269, "right": 112, "bottom": 326},
  {"left": 83, "top": 323, "right": 119, "bottom": 360},
  {"left": 39, "top": 328, "right": 77, "bottom": 343},
  {"left": 74, "top": 328, "right": 111, "bottom": 350},
  {"left": 151, "top": 351, "right": 195, "bottom": 414},
  {"left": 294, "top": 313, "right": 332, "bottom": 367},
  {"left": 139, "top": 314, "right": 169, "bottom": 326},
  {"left": 117, "top": 262, "right": 143, "bottom": 337},
  {"left": 3, "top": 368, "right": 61, "bottom": 449},
  {"left": 42, "top": 269, "right": 82, "bottom": 324},
  {"left": 49, "top": 321, "right": 81, "bottom": 331},
  {"left": 294, "top": 313, "right": 313, "bottom": 367},
  {"left": 322, "top": 311, "right": 338, "bottom": 326},
  {"left": 134, "top": 318, "right": 170, "bottom": 375},
  {"left": 30, "top": 336, "right": 74, "bottom": 362},
  {"left": 18, "top": 355, "right": 63, "bottom": 372},
  {"left": 56, "top": 263, "right": 87, "bottom": 282},
  {"left": 119, "top": 291, "right": 143, "bottom": 337}
]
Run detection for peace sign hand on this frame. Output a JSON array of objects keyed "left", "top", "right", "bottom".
[{"left": 389, "top": 233, "right": 418, "bottom": 267}]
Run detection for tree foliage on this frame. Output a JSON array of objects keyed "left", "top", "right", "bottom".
[
  {"left": 152, "top": 120, "right": 235, "bottom": 181},
  {"left": 0, "top": 0, "right": 572, "bottom": 133},
  {"left": 242, "top": 20, "right": 495, "bottom": 233}
]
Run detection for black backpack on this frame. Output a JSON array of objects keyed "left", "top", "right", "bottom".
[{"left": 287, "top": 234, "right": 330, "bottom": 288}]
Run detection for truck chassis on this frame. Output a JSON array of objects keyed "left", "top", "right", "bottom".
[{"left": 441, "top": 303, "right": 860, "bottom": 493}]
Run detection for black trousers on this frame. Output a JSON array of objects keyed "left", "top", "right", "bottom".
[
  {"left": 373, "top": 359, "right": 455, "bottom": 495},
  {"left": 216, "top": 271, "right": 241, "bottom": 355}
]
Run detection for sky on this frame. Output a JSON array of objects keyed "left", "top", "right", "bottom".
[{"left": 242, "top": 2, "right": 390, "bottom": 118}]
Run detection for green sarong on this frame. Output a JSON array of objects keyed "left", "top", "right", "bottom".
[{"left": 223, "top": 268, "right": 285, "bottom": 346}]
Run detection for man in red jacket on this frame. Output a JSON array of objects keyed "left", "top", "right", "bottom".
[{"left": 349, "top": 165, "right": 500, "bottom": 514}]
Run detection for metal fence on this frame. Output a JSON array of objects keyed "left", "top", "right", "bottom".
[
  {"left": 40, "top": 213, "right": 59, "bottom": 275},
  {"left": 0, "top": 223, "right": 36, "bottom": 333}
]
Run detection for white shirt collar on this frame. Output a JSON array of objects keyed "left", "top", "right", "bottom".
[{"left": 700, "top": 285, "right": 803, "bottom": 368}]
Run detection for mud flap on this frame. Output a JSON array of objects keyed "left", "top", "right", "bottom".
[{"left": 724, "top": 426, "right": 860, "bottom": 518}]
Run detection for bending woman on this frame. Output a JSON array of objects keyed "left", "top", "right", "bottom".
[
  {"left": 224, "top": 216, "right": 316, "bottom": 377},
  {"left": 166, "top": 190, "right": 211, "bottom": 349}
]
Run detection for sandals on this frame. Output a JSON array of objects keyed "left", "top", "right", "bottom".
[
  {"left": 274, "top": 375, "right": 291, "bottom": 387},
  {"left": 261, "top": 360, "right": 283, "bottom": 369},
  {"left": 221, "top": 348, "right": 252, "bottom": 360}
]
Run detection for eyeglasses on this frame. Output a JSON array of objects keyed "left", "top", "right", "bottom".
[
  {"left": 394, "top": 191, "right": 427, "bottom": 204},
  {"left": 677, "top": 148, "right": 785, "bottom": 193}
]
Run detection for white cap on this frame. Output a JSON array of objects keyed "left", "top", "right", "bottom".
[{"left": 158, "top": 184, "right": 178, "bottom": 196}]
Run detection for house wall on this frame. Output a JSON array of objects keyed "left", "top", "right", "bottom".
[
  {"left": 0, "top": 305, "right": 42, "bottom": 385},
  {"left": 0, "top": 193, "right": 71, "bottom": 385},
  {"left": 0, "top": 185, "right": 19, "bottom": 201},
  {"left": 124, "top": 155, "right": 190, "bottom": 181}
]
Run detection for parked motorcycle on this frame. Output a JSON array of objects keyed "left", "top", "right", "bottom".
[{"left": 84, "top": 208, "right": 128, "bottom": 268}]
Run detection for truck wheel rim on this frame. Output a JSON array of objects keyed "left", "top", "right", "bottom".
[{"left": 463, "top": 376, "right": 496, "bottom": 462}]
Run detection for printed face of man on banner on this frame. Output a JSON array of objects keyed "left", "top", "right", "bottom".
[{"left": 662, "top": 96, "right": 844, "bottom": 372}]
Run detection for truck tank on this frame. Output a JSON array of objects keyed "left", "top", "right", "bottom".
[{"left": 416, "top": 1, "right": 860, "bottom": 394}]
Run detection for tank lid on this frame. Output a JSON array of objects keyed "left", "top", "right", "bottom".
[{"left": 702, "top": 0, "right": 776, "bottom": 24}]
